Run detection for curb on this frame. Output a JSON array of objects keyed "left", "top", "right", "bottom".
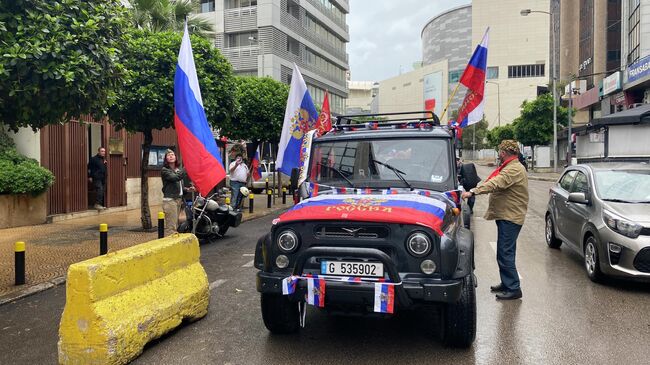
[
  {"left": 528, "top": 176, "right": 558, "bottom": 182},
  {"left": 0, "top": 205, "right": 290, "bottom": 307}
]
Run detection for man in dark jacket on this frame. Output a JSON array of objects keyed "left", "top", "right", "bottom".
[
  {"left": 457, "top": 159, "right": 481, "bottom": 213},
  {"left": 88, "top": 147, "right": 107, "bottom": 210}
]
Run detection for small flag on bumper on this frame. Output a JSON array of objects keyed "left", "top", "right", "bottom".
[
  {"left": 282, "top": 276, "right": 298, "bottom": 295},
  {"left": 306, "top": 277, "right": 326, "bottom": 307},
  {"left": 374, "top": 283, "right": 395, "bottom": 314}
]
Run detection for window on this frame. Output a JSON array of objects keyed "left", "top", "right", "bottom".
[
  {"left": 225, "top": 31, "right": 258, "bottom": 48},
  {"left": 559, "top": 170, "right": 578, "bottom": 191},
  {"left": 487, "top": 66, "right": 499, "bottom": 79},
  {"left": 507, "top": 64, "right": 545, "bottom": 78},
  {"left": 628, "top": 0, "right": 641, "bottom": 64},
  {"left": 287, "top": 37, "right": 300, "bottom": 56},
  {"left": 449, "top": 70, "right": 462, "bottom": 83},
  {"left": 287, "top": 0, "right": 300, "bottom": 18},
  {"left": 571, "top": 172, "right": 590, "bottom": 194},
  {"left": 200, "top": 0, "right": 215, "bottom": 13},
  {"left": 225, "top": 0, "right": 257, "bottom": 8}
]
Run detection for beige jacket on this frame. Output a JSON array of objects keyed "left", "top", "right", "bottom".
[{"left": 471, "top": 159, "right": 529, "bottom": 225}]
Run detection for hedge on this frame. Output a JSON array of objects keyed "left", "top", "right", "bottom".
[{"left": 0, "top": 149, "right": 54, "bottom": 196}]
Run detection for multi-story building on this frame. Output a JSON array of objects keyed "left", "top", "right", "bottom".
[
  {"left": 346, "top": 81, "right": 378, "bottom": 114},
  {"left": 197, "top": 0, "right": 349, "bottom": 114},
  {"left": 421, "top": 4, "right": 472, "bottom": 113}
]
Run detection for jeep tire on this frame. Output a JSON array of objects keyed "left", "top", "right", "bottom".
[
  {"left": 442, "top": 274, "right": 476, "bottom": 348},
  {"left": 261, "top": 293, "right": 300, "bottom": 334}
]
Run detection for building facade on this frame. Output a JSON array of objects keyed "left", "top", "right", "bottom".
[
  {"left": 346, "top": 81, "right": 377, "bottom": 114},
  {"left": 421, "top": 5, "right": 472, "bottom": 113},
  {"left": 197, "top": 0, "right": 349, "bottom": 114},
  {"left": 472, "top": 0, "right": 551, "bottom": 129}
]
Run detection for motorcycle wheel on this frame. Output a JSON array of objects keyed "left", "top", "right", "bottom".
[
  {"left": 218, "top": 225, "right": 229, "bottom": 237},
  {"left": 178, "top": 220, "right": 192, "bottom": 233}
]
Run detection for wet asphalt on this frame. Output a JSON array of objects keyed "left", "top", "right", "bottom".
[{"left": 0, "top": 171, "right": 649, "bottom": 365}]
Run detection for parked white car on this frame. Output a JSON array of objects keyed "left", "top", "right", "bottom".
[{"left": 226, "top": 160, "right": 290, "bottom": 192}]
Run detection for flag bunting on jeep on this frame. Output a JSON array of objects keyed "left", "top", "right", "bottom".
[
  {"left": 282, "top": 275, "right": 299, "bottom": 295},
  {"left": 306, "top": 276, "right": 326, "bottom": 307},
  {"left": 278, "top": 193, "right": 448, "bottom": 235}
]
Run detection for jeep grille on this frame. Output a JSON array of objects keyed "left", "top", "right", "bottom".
[{"left": 314, "top": 225, "right": 390, "bottom": 239}]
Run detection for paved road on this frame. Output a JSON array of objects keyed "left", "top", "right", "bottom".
[{"left": 1, "top": 170, "right": 649, "bottom": 364}]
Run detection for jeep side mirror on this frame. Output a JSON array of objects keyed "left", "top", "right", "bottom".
[
  {"left": 568, "top": 192, "right": 589, "bottom": 204},
  {"left": 290, "top": 167, "right": 299, "bottom": 193}
]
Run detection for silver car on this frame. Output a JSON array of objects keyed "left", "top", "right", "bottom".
[{"left": 545, "top": 163, "right": 650, "bottom": 282}]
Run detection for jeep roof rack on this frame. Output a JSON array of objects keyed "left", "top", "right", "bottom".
[{"left": 335, "top": 111, "right": 440, "bottom": 126}]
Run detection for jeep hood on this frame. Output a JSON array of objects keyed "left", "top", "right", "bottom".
[{"left": 275, "top": 193, "right": 452, "bottom": 235}]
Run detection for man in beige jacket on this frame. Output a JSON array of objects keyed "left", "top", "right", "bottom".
[{"left": 461, "top": 140, "right": 529, "bottom": 300}]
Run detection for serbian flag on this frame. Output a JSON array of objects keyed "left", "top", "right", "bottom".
[
  {"left": 456, "top": 29, "right": 489, "bottom": 128},
  {"left": 374, "top": 283, "right": 395, "bottom": 313},
  {"left": 174, "top": 23, "right": 226, "bottom": 196},
  {"left": 317, "top": 90, "right": 331, "bottom": 135},
  {"left": 251, "top": 150, "right": 262, "bottom": 181},
  {"left": 306, "top": 276, "right": 326, "bottom": 307},
  {"left": 276, "top": 64, "right": 319, "bottom": 176}
]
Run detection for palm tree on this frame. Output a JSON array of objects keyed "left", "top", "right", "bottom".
[{"left": 129, "top": 0, "right": 214, "bottom": 37}]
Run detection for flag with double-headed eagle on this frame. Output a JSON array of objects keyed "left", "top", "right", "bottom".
[
  {"left": 374, "top": 283, "right": 395, "bottom": 313},
  {"left": 317, "top": 90, "right": 331, "bottom": 135},
  {"left": 306, "top": 276, "right": 326, "bottom": 307},
  {"left": 276, "top": 64, "right": 319, "bottom": 176}
]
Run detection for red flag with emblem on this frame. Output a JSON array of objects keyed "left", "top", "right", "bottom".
[{"left": 317, "top": 91, "right": 331, "bottom": 135}]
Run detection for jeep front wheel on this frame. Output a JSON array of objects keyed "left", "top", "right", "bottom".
[
  {"left": 261, "top": 293, "right": 300, "bottom": 334},
  {"left": 442, "top": 274, "right": 476, "bottom": 348}
]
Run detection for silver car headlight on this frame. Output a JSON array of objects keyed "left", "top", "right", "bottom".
[
  {"left": 406, "top": 232, "right": 431, "bottom": 257},
  {"left": 603, "top": 210, "right": 642, "bottom": 238},
  {"left": 277, "top": 230, "right": 299, "bottom": 252}
]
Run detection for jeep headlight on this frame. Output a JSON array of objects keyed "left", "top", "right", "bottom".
[
  {"left": 603, "top": 210, "right": 642, "bottom": 238},
  {"left": 277, "top": 230, "right": 299, "bottom": 252},
  {"left": 406, "top": 232, "right": 431, "bottom": 257}
]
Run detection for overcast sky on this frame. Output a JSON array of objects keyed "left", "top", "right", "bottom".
[{"left": 348, "top": 0, "right": 470, "bottom": 82}]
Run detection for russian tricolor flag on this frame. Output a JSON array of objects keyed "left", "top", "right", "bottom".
[
  {"left": 456, "top": 28, "right": 489, "bottom": 128},
  {"left": 174, "top": 23, "right": 226, "bottom": 196},
  {"left": 282, "top": 276, "right": 298, "bottom": 295},
  {"left": 374, "top": 283, "right": 395, "bottom": 313},
  {"left": 276, "top": 64, "right": 319, "bottom": 176},
  {"left": 251, "top": 150, "right": 262, "bottom": 181},
  {"left": 306, "top": 276, "right": 326, "bottom": 307}
]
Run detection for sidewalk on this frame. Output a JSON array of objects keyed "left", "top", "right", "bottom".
[
  {"left": 472, "top": 159, "right": 561, "bottom": 182},
  {"left": 0, "top": 193, "right": 291, "bottom": 304}
]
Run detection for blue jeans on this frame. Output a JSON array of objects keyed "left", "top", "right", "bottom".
[
  {"left": 231, "top": 181, "right": 246, "bottom": 209},
  {"left": 496, "top": 220, "right": 522, "bottom": 291}
]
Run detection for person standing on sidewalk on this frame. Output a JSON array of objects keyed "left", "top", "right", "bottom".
[
  {"left": 229, "top": 153, "right": 249, "bottom": 211},
  {"left": 461, "top": 140, "right": 528, "bottom": 300},
  {"left": 88, "top": 147, "right": 108, "bottom": 210},
  {"left": 161, "top": 149, "right": 186, "bottom": 236},
  {"left": 457, "top": 158, "right": 481, "bottom": 214}
]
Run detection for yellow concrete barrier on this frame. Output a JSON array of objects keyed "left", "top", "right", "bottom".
[{"left": 58, "top": 233, "right": 209, "bottom": 365}]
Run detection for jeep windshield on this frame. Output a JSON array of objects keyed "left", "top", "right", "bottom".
[{"left": 308, "top": 138, "right": 453, "bottom": 191}]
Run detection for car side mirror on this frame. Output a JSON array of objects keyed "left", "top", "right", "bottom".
[
  {"left": 290, "top": 167, "right": 300, "bottom": 193},
  {"left": 568, "top": 192, "right": 589, "bottom": 204}
]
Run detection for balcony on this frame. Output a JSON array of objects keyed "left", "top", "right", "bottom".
[
  {"left": 224, "top": 6, "right": 258, "bottom": 33},
  {"left": 304, "top": 0, "right": 348, "bottom": 32},
  {"left": 221, "top": 45, "right": 259, "bottom": 71},
  {"left": 280, "top": 9, "right": 348, "bottom": 64}
]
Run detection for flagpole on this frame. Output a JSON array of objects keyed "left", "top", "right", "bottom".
[{"left": 440, "top": 81, "right": 463, "bottom": 122}]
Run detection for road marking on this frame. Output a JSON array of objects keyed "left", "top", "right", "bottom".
[
  {"left": 488, "top": 241, "right": 523, "bottom": 280},
  {"left": 242, "top": 253, "right": 255, "bottom": 257},
  {"left": 241, "top": 260, "right": 254, "bottom": 268},
  {"left": 209, "top": 279, "right": 227, "bottom": 291}
]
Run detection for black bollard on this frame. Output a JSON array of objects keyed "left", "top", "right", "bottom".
[
  {"left": 267, "top": 189, "right": 272, "bottom": 209},
  {"left": 158, "top": 212, "right": 165, "bottom": 239},
  {"left": 99, "top": 224, "right": 108, "bottom": 255},
  {"left": 249, "top": 193, "right": 254, "bottom": 214},
  {"left": 14, "top": 241, "right": 25, "bottom": 285},
  {"left": 282, "top": 187, "right": 287, "bottom": 204}
]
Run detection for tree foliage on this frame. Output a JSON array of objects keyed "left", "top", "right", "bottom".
[
  {"left": 0, "top": 149, "right": 54, "bottom": 196},
  {"left": 222, "top": 76, "right": 289, "bottom": 143},
  {"left": 460, "top": 118, "right": 489, "bottom": 150},
  {"left": 0, "top": 0, "right": 128, "bottom": 131},
  {"left": 513, "top": 93, "right": 568, "bottom": 147},
  {"left": 108, "top": 30, "right": 236, "bottom": 228},
  {"left": 129, "top": 0, "right": 214, "bottom": 38},
  {"left": 487, "top": 123, "right": 516, "bottom": 150}
]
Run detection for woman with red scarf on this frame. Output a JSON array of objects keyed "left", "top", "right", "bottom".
[{"left": 461, "top": 140, "right": 529, "bottom": 300}]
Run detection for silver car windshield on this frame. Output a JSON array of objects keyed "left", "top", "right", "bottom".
[
  {"left": 594, "top": 170, "right": 650, "bottom": 202},
  {"left": 309, "top": 138, "right": 451, "bottom": 190}
]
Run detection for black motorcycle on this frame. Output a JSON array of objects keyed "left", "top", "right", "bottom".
[{"left": 178, "top": 188, "right": 242, "bottom": 243}]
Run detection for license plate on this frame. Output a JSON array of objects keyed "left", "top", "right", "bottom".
[{"left": 321, "top": 261, "right": 384, "bottom": 278}]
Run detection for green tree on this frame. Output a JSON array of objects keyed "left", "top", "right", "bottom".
[
  {"left": 513, "top": 93, "right": 568, "bottom": 148},
  {"left": 222, "top": 76, "right": 289, "bottom": 143},
  {"left": 0, "top": 0, "right": 128, "bottom": 131},
  {"left": 129, "top": 0, "right": 214, "bottom": 37},
  {"left": 461, "top": 118, "right": 489, "bottom": 151},
  {"left": 487, "top": 123, "right": 516, "bottom": 150},
  {"left": 108, "top": 30, "right": 236, "bottom": 229}
]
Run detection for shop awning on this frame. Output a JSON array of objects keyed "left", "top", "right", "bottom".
[{"left": 591, "top": 103, "right": 650, "bottom": 127}]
